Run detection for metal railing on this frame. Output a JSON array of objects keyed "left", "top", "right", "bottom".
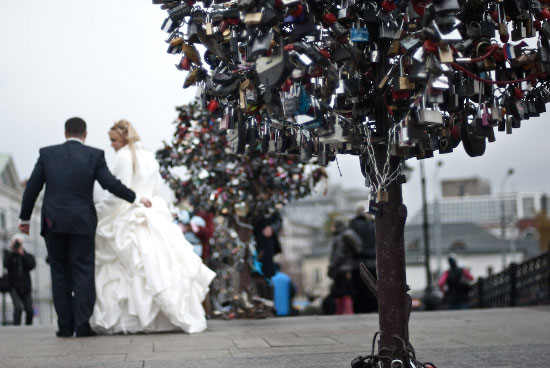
[{"left": 469, "top": 251, "right": 550, "bottom": 308}]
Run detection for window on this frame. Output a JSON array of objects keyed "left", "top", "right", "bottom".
[
  {"left": 408, "top": 239, "right": 420, "bottom": 250},
  {"left": 450, "top": 240, "right": 466, "bottom": 251},
  {"left": 0, "top": 209, "right": 5, "bottom": 230}
]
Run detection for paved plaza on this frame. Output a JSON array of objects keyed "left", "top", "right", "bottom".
[{"left": 0, "top": 306, "right": 549, "bottom": 368}]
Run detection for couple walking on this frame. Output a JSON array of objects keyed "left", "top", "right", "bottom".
[{"left": 18, "top": 118, "right": 215, "bottom": 336}]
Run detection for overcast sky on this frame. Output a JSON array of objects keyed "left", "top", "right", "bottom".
[{"left": 1, "top": 1, "right": 549, "bottom": 218}]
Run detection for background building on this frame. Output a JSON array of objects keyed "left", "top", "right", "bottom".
[
  {"left": 0, "top": 154, "right": 53, "bottom": 325},
  {"left": 285, "top": 179, "right": 547, "bottom": 299}
]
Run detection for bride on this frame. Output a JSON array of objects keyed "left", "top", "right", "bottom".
[{"left": 90, "top": 119, "right": 216, "bottom": 334}]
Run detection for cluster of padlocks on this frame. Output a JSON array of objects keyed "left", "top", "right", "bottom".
[
  {"left": 153, "top": 0, "right": 550, "bottom": 204},
  {"left": 206, "top": 222, "right": 271, "bottom": 318},
  {"left": 155, "top": 103, "right": 327, "bottom": 218}
]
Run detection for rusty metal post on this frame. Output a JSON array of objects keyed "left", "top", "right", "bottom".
[
  {"left": 371, "top": 36, "right": 411, "bottom": 367},
  {"left": 373, "top": 146, "right": 410, "bottom": 367}
]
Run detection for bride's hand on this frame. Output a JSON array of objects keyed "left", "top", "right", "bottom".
[{"left": 140, "top": 197, "right": 152, "bottom": 208}]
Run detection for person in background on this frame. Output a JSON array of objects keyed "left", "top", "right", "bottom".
[
  {"left": 349, "top": 203, "right": 378, "bottom": 313},
  {"left": 3, "top": 234, "right": 36, "bottom": 325},
  {"left": 251, "top": 207, "right": 282, "bottom": 300},
  {"left": 194, "top": 208, "right": 215, "bottom": 262},
  {"left": 327, "top": 216, "right": 362, "bottom": 315},
  {"left": 271, "top": 263, "right": 296, "bottom": 317},
  {"left": 438, "top": 254, "right": 474, "bottom": 309},
  {"left": 176, "top": 209, "right": 207, "bottom": 257}
]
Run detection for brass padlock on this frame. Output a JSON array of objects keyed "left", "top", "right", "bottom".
[
  {"left": 377, "top": 189, "right": 389, "bottom": 202},
  {"left": 438, "top": 44, "right": 453, "bottom": 63},
  {"left": 244, "top": 12, "right": 263, "bottom": 25},
  {"left": 394, "top": 57, "right": 415, "bottom": 91}
]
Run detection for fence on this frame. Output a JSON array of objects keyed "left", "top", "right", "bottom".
[{"left": 469, "top": 251, "right": 550, "bottom": 308}]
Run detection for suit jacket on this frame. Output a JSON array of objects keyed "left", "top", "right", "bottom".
[{"left": 19, "top": 141, "right": 136, "bottom": 237}]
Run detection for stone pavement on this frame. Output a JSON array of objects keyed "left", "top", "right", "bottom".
[{"left": 0, "top": 306, "right": 549, "bottom": 368}]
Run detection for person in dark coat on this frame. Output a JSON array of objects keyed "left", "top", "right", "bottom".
[
  {"left": 327, "top": 216, "right": 362, "bottom": 315},
  {"left": 251, "top": 207, "right": 282, "bottom": 301},
  {"left": 348, "top": 204, "right": 378, "bottom": 313},
  {"left": 18, "top": 117, "right": 151, "bottom": 337},
  {"left": 252, "top": 208, "right": 282, "bottom": 280},
  {"left": 3, "top": 234, "right": 36, "bottom": 325},
  {"left": 438, "top": 254, "right": 474, "bottom": 309}
]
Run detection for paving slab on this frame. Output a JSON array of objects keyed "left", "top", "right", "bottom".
[{"left": 0, "top": 306, "right": 548, "bottom": 368}]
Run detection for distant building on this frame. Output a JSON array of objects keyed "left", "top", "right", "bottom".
[
  {"left": 0, "top": 154, "right": 53, "bottom": 325},
  {"left": 441, "top": 177, "right": 491, "bottom": 197},
  {"left": 294, "top": 179, "right": 547, "bottom": 298},
  {"left": 408, "top": 191, "right": 548, "bottom": 241}
]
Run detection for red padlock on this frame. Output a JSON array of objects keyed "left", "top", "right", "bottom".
[
  {"left": 392, "top": 90, "right": 409, "bottom": 100},
  {"left": 381, "top": 0, "right": 397, "bottom": 12},
  {"left": 290, "top": 4, "right": 304, "bottom": 17},
  {"left": 535, "top": 19, "right": 542, "bottom": 31},
  {"left": 322, "top": 12, "right": 337, "bottom": 25},
  {"left": 423, "top": 39, "right": 438, "bottom": 53},
  {"left": 283, "top": 44, "right": 296, "bottom": 51},
  {"left": 207, "top": 100, "right": 219, "bottom": 113},
  {"left": 319, "top": 49, "right": 331, "bottom": 59},
  {"left": 180, "top": 56, "right": 191, "bottom": 70},
  {"left": 541, "top": 8, "right": 550, "bottom": 19}
]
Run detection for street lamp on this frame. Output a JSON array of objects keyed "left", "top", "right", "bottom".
[
  {"left": 500, "top": 168, "right": 514, "bottom": 269},
  {"left": 420, "top": 160, "right": 439, "bottom": 310},
  {"left": 433, "top": 160, "right": 444, "bottom": 277}
]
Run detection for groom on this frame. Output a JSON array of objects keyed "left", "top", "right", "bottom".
[{"left": 18, "top": 117, "right": 151, "bottom": 337}]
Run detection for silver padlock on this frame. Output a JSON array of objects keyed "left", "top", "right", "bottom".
[{"left": 366, "top": 43, "right": 380, "bottom": 63}]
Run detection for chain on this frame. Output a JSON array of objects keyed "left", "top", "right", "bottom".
[{"left": 362, "top": 123, "right": 404, "bottom": 196}]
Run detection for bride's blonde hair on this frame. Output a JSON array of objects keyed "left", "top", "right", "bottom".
[{"left": 109, "top": 119, "right": 141, "bottom": 173}]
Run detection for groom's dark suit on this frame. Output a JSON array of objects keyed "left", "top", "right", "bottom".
[{"left": 19, "top": 140, "right": 136, "bottom": 336}]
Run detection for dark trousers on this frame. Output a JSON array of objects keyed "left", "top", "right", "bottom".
[
  {"left": 9, "top": 288, "right": 33, "bottom": 325},
  {"left": 44, "top": 232, "right": 95, "bottom": 335}
]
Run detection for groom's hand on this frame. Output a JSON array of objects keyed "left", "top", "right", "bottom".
[
  {"left": 140, "top": 197, "right": 152, "bottom": 208},
  {"left": 18, "top": 223, "right": 30, "bottom": 235}
]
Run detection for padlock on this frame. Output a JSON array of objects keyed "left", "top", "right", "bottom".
[
  {"left": 244, "top": 12, "right": 263, "bottom": 25},
  {"left": 496, "top": 2, "right": 509, "bottom": 42},
  {"left": 343, "top": 70, "right": 362, "bottom": 94},
  {"left": 282, "top": 82, "right": 299, "bottom": 116},
  {"left": 439, "top": 44, "right": 453, "bottom": 63},
  {"left": 350, "top": 18, "right": 369, "bottom": 42},
  {"left": 337, "top": 0, "right": 352, "bottom": 21},
  {"left": 480, "top": 12, "right": 496, "bottom": 39},
  {"left": 367, "top": 43, "right": 380, "bottom": 63},
  {"left": 377, "top": 63, "right": 397, "bottom": 90},
  {"left": 433, "top": 0, "right": 459, "bottom": 14},
  {"left": 387, "top": 38, "right": 400, "bottom": 56},
  {"left": 393, "top": 57, "right": 415, "bottom": 91},
  {"left": 417, "top": 93, "right": 443, "bottom": 125},
  {"left": 379, "top": 22, "right": 395, "bottom": 39},
  {"left": 511, "top": 20, "right": 527, "bottom": 41}
]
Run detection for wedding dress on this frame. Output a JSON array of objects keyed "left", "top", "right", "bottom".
[{"left": 90, "top": 142, "right": 216, "bottom": 334}]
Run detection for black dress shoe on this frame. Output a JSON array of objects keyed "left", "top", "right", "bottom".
[
  {"left": 56, "top": 330, "right": 73, "bottom": 337},
  {"left": 75, "top": 329, "right": 97, "bottom": 337}
]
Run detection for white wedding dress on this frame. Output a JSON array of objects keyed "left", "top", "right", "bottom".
[{"left": 90, "top": 142, "right": 216, "bottom": 334}]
